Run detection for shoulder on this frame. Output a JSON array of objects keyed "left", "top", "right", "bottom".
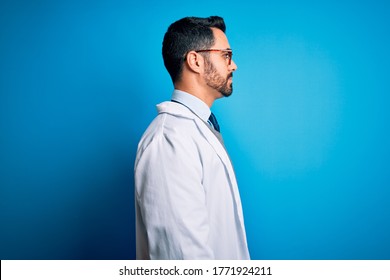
[
  {"left": 136, "top": 104, "right": 205, "bottom": 159},
  {"left": 142, "top": 102, "right": 202, "bottom": 141}
]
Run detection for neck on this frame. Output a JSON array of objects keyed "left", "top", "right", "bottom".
[{"left": 174, "top": 83, "right": 219, "bottom": 108}]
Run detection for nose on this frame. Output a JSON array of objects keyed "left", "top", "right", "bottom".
[{"left": 230, "top": 59, "right": 238, "bottom": 71}]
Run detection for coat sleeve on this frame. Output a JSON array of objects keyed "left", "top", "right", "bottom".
[{"left": 134, "top": 122, "right": 214, "bottom": 259}]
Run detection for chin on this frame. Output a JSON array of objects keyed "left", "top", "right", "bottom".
[
  {"left": 221, "top": 90, "right": 232, "bottom": 97},
  {"left": 222, "top": 86, "right": 233, "bottom": 97}
]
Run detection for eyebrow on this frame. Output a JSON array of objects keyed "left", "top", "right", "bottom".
[{"left": 217, "top": 48, "right": 232, "bottom": 52}]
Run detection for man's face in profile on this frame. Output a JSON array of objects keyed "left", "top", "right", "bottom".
[{"left": 203, "top": 28, "right": 237, "bottom": 98}]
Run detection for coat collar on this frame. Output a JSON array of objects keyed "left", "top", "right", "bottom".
[{"left": 157, "top": 101, "right": 197, "bottom": 119}]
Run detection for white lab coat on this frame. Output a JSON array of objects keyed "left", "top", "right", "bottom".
[{"left": 134, "top": 101, "right": 250, "bottom": 259}]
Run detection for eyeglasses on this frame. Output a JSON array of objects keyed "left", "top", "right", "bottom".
[{"left": 194, "top": 48, "right": 233, "bottom": 65}]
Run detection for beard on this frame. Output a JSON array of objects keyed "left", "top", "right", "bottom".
[{"left": 204, "top": 59, "right": 233, "bottom": 97}]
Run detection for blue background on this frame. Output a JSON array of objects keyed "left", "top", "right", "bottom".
[{"left": 1, "top": 0, "right": 389, "bottom": 259}]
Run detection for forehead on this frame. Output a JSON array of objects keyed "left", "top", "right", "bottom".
[{"left": 211, "top": 27, "right": 231, "bottom": 49}]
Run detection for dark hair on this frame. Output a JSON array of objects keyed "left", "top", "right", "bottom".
[{"left": 162, "top": 16, "right": 226, "bottom": 83}]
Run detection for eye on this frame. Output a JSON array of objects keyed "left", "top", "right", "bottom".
[{"left": 223, "top": 52, "right": 232, "bottom": 60}]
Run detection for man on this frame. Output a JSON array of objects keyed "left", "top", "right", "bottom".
[{"left": 134, "top": 16, "right": 250, "bottom": 260}]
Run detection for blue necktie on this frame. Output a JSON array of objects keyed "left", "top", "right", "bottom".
[{"left": 208, "top": 112, "right": 220, "bottom": 132}]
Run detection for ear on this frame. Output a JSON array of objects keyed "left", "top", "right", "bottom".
[{"left": 185, "top": 51, "right": 203, "bottom": 74}]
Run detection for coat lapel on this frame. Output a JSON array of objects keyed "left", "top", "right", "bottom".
[{"left": 193, "top": 117, "right": 246, "bottom": 232}]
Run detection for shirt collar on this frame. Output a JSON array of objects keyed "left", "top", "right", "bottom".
[{"left": 171, "top": 89, "right": 211, "bottom": 122}]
